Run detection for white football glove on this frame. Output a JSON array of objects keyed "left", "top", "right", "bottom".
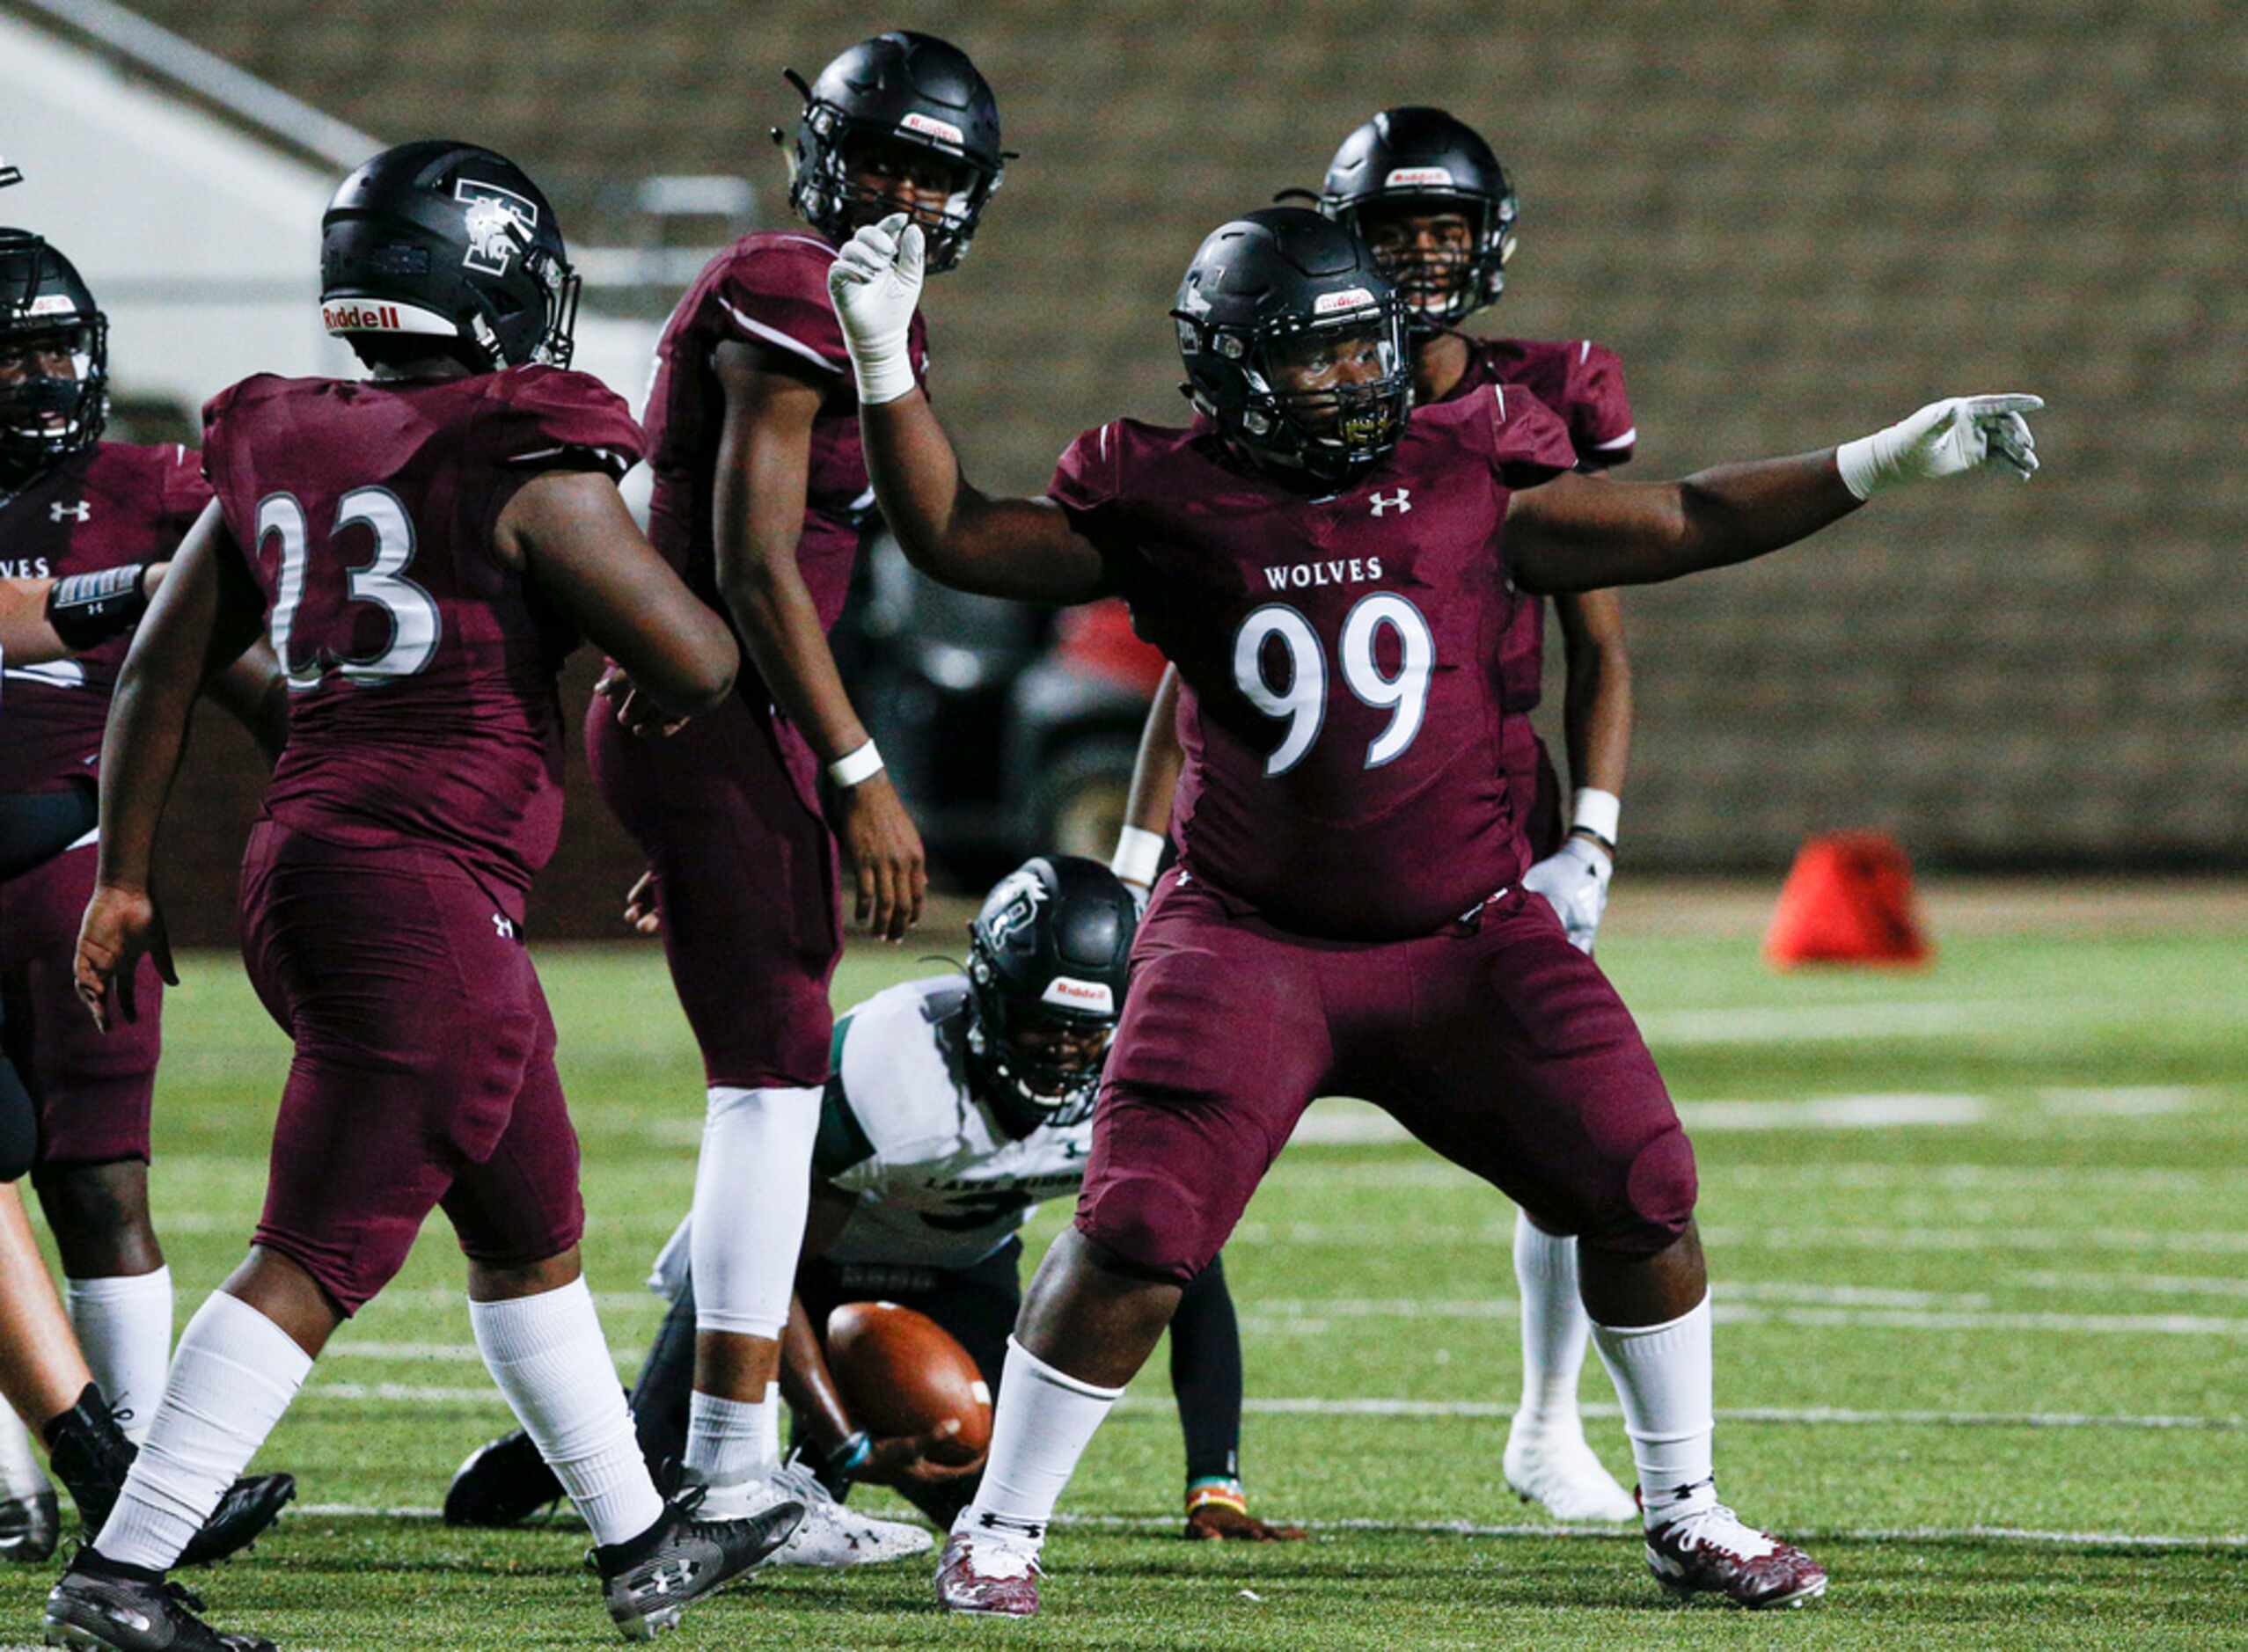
[
  {"left": 826, "top": 211, "right": 925, "bottom": 406},
  {"left": 1835, "top": 394, "right": 2042, "bottom": 500},
  {"left": 1522, "top": 837, "right": 1612, "bottom": 955}
]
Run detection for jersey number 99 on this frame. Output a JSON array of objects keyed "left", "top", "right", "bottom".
[{"left": 1233, "top": 593, "right": 1433, "bottom": 777}]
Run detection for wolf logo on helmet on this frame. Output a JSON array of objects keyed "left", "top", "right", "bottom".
[{"left": 456, "top": 180, "right": 538, "bottom": 279}]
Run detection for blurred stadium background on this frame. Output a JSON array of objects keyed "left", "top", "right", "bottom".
[
  {"left": 4, "top": 6, "right": 2244, "bottom": 1646},
  {"left": 4, "top": 0, "right": 2239, "bottom": 941}
]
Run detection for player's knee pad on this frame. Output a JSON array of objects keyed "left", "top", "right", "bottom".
[
  {"left": 1073, "top": 1169, "right": 1211, "bottom": 1288},
  {"left": 1607, "top": 1123, "right": 1698, "bottom": 1254},
  {"left": 0, "top": 1056, "right": 37, "bottom": 1183}
]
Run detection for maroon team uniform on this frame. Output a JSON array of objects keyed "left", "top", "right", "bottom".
[
  {"left": 1048, "top": 385, "right": 1695, "bottom": 1282},
  {"left": 0, "top": 443, "right": 207, "bottom": 1165},
  {"left": 201, "top": 366, "right": 641, "bottom": 1312},
  {"left": 1446, "top": 336, "right": 1637, "bottom": 857},
  {"left": 585, "top": 230, "right": 928, "bottom": 1091}
]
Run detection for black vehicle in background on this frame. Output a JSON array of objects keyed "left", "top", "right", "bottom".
[{"left": 837, "top": 532, "right": 1165, "bottom": 886}]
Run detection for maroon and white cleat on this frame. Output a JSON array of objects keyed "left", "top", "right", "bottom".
[
  {"left": 934, "top": 1526, "right": 1043, "bottom": 1617},
  {"left": 1644, "top": 1502, "right": 1829, "bottom": 1608}
]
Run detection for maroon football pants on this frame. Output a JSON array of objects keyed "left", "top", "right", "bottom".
[
  {"left": 584, "top": 688, "right": 842, "bottom": 1092},
  {"left": 0, "top": 841, "right": 162, "bottom": 1166},
  {"left": 238, "top": 822, "right": 584, "bottom": 1313},
  {"left": 1075, "top": 872, "right": 1695, "bottom": 1284}
]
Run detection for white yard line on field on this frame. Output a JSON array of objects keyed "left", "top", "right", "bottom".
[
  {"left": 282, "top": 1500, "right": 2248, "bottom": 1550},
  {"left": 291, "top": 1382, "right": 2245, "bottom": 1433}
]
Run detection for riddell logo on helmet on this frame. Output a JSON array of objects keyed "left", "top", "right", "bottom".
[
  {"left": 26, "top": 294, "right": 76, "bottom": 318},
  {"left": 1041, "top": 978, "right": 1115, "bottom": 1013},
  {"left": 899, "top": 111, "right": 966, "bottom": 146},
  {"left": 1384, "top": 166, "right": 1456, "bottom": 189},
  {"left": 1313, "top": 289, "right": 1377, "bottom": 315},
  {"left": 322, "top": 302, "right": 406, "bottom": 332}
]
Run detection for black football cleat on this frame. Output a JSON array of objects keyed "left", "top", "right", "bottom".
[
  {"left": 43, "top": 1561, "right": 275, "bottom": 1649},
  {"left": 1, "top": 1487, "right": 62, "bottom": 1562},
  {"left": 1644, "top": 1500, "right": 1829, "bottom": 1608},
  {"left": 444, "top": 1428, "right": 563, "bottom": 1527},
  {"left": 591, "top": 1485, "right": 803, "bottom": 1641},
  {"left": 43, "top": 1386, "right": 296, "bottom": 1566}
]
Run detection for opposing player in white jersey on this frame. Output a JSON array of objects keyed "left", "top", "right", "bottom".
[{"left": 446, "top": 858, "right": 1300, "bottom": 1546}]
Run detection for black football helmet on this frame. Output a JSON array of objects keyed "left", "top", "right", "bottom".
[
  {"left": 777, "top": 31, "right": 1007, "bottom": 273},
  {"left": 965, "top": 856, "right": 1138, "bottom": 1130},
  {"left": 0, "top": 230, "right": 106, "bottom": 477},
  {"left": 1173, "top": 207, "right": 1411, "bottom": 486},
  {"left": 319, "top": 140, "right": 580, "bottom": 372},
  {"left": 1318, "top": 107, "right": 1518, "bottom": 331}
]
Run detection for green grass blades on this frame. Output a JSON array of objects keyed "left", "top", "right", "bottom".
[{"left": 2, "top": 930, "right": 2241, "bottom": 1648}]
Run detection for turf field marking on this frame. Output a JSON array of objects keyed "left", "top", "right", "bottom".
[
  {"left": 1238, "top": 1300, "right": 2248, "bottom": 1338},
  {"left": 283, "top": 1501, "right": 2248, "bottom": 1550},
  {"left": 292, "top": 1383, "right": 2245, "bottom": 1432},
  {"left": 1231, "top": 1218, "right": 2248, "bottom": 1254},
  {"left": 2036, "top": 1085, "right": 2200, "bottom": 1115},
  {"left": 2010, "top": 1269, "right": 2248, "bottom": 1301}
]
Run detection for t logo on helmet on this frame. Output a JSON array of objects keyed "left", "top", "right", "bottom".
[{"left": 455, "top": 180, "right": 538, "bottom": 278}]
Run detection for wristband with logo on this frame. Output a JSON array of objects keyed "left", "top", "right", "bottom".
[{"left": 45, "top": 562, "right": 152, "bottom": 652}]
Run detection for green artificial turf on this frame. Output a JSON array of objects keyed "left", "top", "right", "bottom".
[{"left": 4, "top": 928, "right": 2242, "bottom": 1648}]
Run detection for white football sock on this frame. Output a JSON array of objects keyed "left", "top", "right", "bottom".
[
  {"left": 469, "top": 1276, "right": 665, "bottom": 1547},
  {"left": 685, "top": 1383, "right": 777, "bottom": 1489},
  {"left": 0, "top": 1407, "right": 47, "bottom": 1502},
  {"left": 1512, "top": 1215, "right": 1591, "bottom": 1430},
  {"left": 957, "top": 1337, "right": 1123, "bottom": 1548},
  {"left": 687, "top": 1085, "right": 817, "bottom": 1341},
  {"left": 67, "top": 1268, "right": 173, "bottom": 1444},
  {"left": 94, "top": 1291, "right": 309, "bottom": 1572},
  {"left": 1590, "top": 1292, "right": 1717, "bottom": 1530}
]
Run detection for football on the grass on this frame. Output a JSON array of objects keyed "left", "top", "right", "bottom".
[{"left": 825, "top": 1301, "right": 993, "bottom": 1465}]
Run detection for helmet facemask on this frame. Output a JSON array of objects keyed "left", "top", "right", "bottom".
[
  {"left": 788, "top": 99, "right": 1001, "bottom": 273},
  {"left": 1182, "top": 297, "right": 1412, "bottom": 486},
  {"left": 0, "top": 318, "right": 106, "bottom": 476},
  {"left": 964, "top": 975, "right": 1114, "bottom": 1130},
  {"left": 1337, "top": 190, "right": 1516, "bottom": 333}
]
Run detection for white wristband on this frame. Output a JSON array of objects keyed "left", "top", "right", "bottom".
[
  {"left": 1110, "top": 825, "right": 1166, "bottom": 889},
  {"left": 848, "top": 333, "right": 919, "bottom": 407},
  {"left": 828, "top": 740, "right": 883, "bottom": 788},
  {"left": 1571, "top": 787, "right": 1621, "bottom": 848}
]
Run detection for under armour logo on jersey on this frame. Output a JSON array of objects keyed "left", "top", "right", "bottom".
[
  {"left": 1369, "top": 489, "right": 1411, "bottom": 516},
  {"left": 491, "top": 913, "right": 517, "bottom": 940},
  {"left": 49, "top": 500, "right": 90, "bottom": 523}
]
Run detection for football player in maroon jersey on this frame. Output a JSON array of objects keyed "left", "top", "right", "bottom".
[
  {"left": 830, "top": 206, "right": 2037, "bottom": 1615},
  {"left": 582, "top": 31, "right": 1007, "bottom": 1550},
  {"left": 51, "top": 143, "right": 802, "bottom": 1650},
  {"left": 0, "top": 229, "right": 297, "bottom": 1563},
  {"left": 1111, "top": 108, "right": 1643, "bottom": 1523}
]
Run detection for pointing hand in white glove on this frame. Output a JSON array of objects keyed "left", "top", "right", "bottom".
[
  {"left": 1836, "top": 394, "right": 2042, "bottom": 499},
  {"left": 827, "top": 211, "right": 926, "bottom": 406}
]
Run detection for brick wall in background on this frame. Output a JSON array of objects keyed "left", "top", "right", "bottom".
[{"left": 91, "top": 0, "right": 2244, "bottom": 939}]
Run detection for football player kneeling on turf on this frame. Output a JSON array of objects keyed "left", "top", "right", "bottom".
[{"left": 446, "top": 856, "right": 1305, "bottom": 1551}]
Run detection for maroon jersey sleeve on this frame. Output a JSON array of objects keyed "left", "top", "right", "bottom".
[
  {"left": 1046, "top": 422, "right": 1142, "bottom": 601},
  {"left": 711, "top": 238, "right": 851, "bottom": 377},
  {"left": 474, "top": 366, "right": 646, "bottom": 479},
  {"left": 1487, "top": 384, "right": 1581, "bottom": 489},
  {"left": 158, "top": 443, "right": 214, "bottom": 530},
  {"left": 1564, "top": 340, "right": 1637, "bottom": 468}
]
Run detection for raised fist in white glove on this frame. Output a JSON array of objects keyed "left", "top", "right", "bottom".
[
  {"left": 1522, "top": 837, "right": 1612, "bottom": 955},
  {"left": 826, "top": 210, "right": 925, "bottom": 406},
  {"left": 1836, "top": 394, "right": 2041, "bottom": 500}
]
